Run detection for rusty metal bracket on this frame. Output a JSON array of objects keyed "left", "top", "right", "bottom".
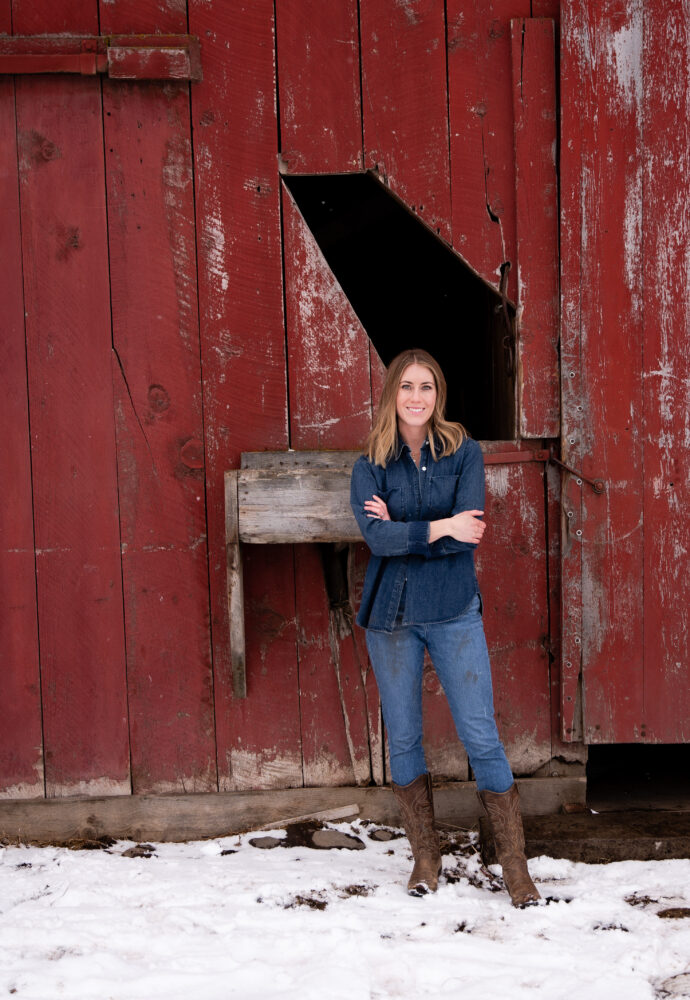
[
  {"left": 549, "top": 449, "right": 606, "bottom": 494},
  {"left": 0, "top": 35, "right": 202, "bottom": 81}
]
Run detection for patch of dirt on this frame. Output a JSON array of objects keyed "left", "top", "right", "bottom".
[
  {"left": 284, "top": 892, "right": 328, "bottom": 911},
  {"left": 625, "top": 893, "right": 659, "bottom": 907},
  {"left": 336, "top": 883, "right": 375, "bottom": 898},
  {"left": 657, "top": 907, "right": 690, "bottom": 919},
  {"left": 593, "top": 922, "right": 629, "bottom": 932}
]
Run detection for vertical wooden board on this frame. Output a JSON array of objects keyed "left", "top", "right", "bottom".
[
  {"left": 15, "top": 74, "right": 130, "bottom": 796},
  {"left": 511, "top": 18, "right": 560, "bottom": 439},
  {"left": 283, "top": 189, "right": 380, "bottom": 785},
  {"left": 100, "top": 0, "right": 215, "bottom": 791},
  {"left": 283, "top": 186, "right": 373, "bottom": 451},
  {"left": 189, "top": 0, "right": 301, "bottom": 789},
  {"left": 477, "top": 456, "right": 551, "bottom": 774},
  {"left": 447, "top": 1, "right": 530, "bottom": 300},
  {"left": 641, "top": 2, "right": 690, "bottom": 741},
  {"left": 348, "top": 543, "right": 384, "bottom": 785},
  {"left": 558, "top": 0, "right": 585, "bottom": 741},
  {"left": 360, "top": 0, "right": 452, "bottom": 242},
  {"left": 225, "top": 545, "right": 302, "bottom": 789},
  {"left": 0, "top": 75, "right": 44, "bottom": 798},
  {"left": 571, "top": 0, "right": 645, "bottom": 744},
  {"left": 275, "top": 0, "right": 363, "bottom": 173},
  {"left": 294, "top": 545, "right": 357, "bottom": 787}
]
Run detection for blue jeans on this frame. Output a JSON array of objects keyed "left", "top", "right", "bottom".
[{"left": 365, "top": 595, "right": 514, "bottom": 792}]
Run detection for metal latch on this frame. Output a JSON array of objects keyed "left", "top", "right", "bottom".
[
  {"left": 549, "top": 448, "right": 606, "bottom": 494},
  {"left": 0, "top": 35, "right": 202, "bottom": 82}
]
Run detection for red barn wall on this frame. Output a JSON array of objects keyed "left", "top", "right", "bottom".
[{"left": 1, "top": 0, "right": 584, "bottom": 802}]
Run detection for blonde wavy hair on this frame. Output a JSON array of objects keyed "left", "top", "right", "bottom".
[{"left": 365, "top": 349, "right": 467, "bottom": 467}]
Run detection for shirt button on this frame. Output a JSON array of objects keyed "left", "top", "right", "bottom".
[{"left": 421, "top": 466, "right": 426, "bottom": 471}]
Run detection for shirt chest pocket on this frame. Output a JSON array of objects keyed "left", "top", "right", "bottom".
[
  {"left": 379, "top": 486, "right": 407, "bottom": 521},
  {"left": 428, "top": 475, "right": 459, "bottom": 517}
]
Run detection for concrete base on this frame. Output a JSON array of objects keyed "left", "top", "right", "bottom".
[
  {"left": 0, "top": 776, "right": 585, "bottom": 845},
  {"left": 480, "top": 810, "right": 690, "bottom": 864}
]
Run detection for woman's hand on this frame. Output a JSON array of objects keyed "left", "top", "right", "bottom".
[
  {"left": 445, "top": 510, "right": 485, "bottom": 544},
  {"left": 364, "top": 495, "right": 391, "bottom": 521}
]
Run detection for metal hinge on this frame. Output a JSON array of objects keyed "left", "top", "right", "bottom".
[{"left": 0, "top": 35, "right": 202, "bottom": 82}]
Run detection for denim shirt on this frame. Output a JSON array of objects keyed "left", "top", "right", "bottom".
[{"left": 350, "top": 435, "right": 484, "bottom": 632}]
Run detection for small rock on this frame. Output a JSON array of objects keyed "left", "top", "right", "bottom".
[
  {"left": 121, "top": 843, "right": 155, "bottom": 858},
  {"left": 311, "top": 829, "right": 365, "bottom": 851},
  {"left": 249, "top": 836, "right": 283, "bottom": 850},
  {"left": 369, "top": 829, "right": 399, "bottom": 842}
]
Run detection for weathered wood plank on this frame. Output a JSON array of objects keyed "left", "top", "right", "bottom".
[
  {"left": 447, "top": 1, "right": 530, "bottom": 300},
  {"left": 283, "top": 185, "right": 373, "bottom": 451},
  {"left": 0, "top": 777, "right": 587, "bottom": 843},
  {"left": 477, "top": 460, "right": 552, "bottom": 775},
  {"left": 360, "top": 0, "right": 452, "bottom": 242},
  {"left": 238, "top": 469, "right": 360, "bottom": 544},
  {"left": 641, "top": 0, "right": 690, "bottom": 741},
  {"left": 570, "top": 1, "right": 645, "bottom": 744},
  {"left": 558, "top": 0, "right": 586, "bottom": 741},
  {"left": 224, "top": 471, "right": 246, "bottom": 699},
  {"left": 282, "top": 183, "right": 382, "bottom": 784},
  {"left": 189, "top": 0, "right": 301, "bottom": 790},
  {"left": 0, "top": 60, "right": 44, "bottom": 798},
  {"left": 14, "top": 0, "right": 130, "bottom": 796},
  {"left": 100, "top": 0, "right": 216, "bottom": 795},
  {"left": 294, "top": 545, "right": 360, "bottom": 787},
  {"left": 275, "top": 0, "right": 362, "bottom": 173},
  {"left": 511, "top": 17, "right": 559, "bottom": 438}
]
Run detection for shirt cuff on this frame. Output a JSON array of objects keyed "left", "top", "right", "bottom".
[{"left": 407, "top": 521, "right": 430, "bottom": 555}]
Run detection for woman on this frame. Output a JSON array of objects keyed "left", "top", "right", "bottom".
[{"left": 350, "top": 349, "right": 539, "bottom": 907}]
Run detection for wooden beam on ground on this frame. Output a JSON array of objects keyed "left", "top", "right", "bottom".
[{"left": 0, "top": 777, "right": 585, "bottom": 844}]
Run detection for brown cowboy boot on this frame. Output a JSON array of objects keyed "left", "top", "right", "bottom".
[
  {"left": 392, "top": 772, "right": 442, "bottom": 896},
  {"left": 478, "top": 783, "right": 541, "bottom": 907}
]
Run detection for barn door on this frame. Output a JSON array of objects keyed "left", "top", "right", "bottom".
[{"left": 560, "top": 1, "right": 690, "bottom": 745}]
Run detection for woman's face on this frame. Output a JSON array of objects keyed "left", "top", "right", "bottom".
[{"left": 396, "top": 363, "right": 437, "bottom": 436}]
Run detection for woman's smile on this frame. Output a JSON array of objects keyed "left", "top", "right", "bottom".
[{"left": 396, "top": 363, "right": 437, "bottom": 434}]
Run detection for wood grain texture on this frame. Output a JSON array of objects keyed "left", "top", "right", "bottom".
[
  {"left": 275, "top": 0, "right": 363, "bottom": 173},
  {"left": 189, "top": 0, "right": 301, "bottom": 790},
  {"left": 283, "top": 186, "right": 374, "bottom": 451},
  {"left": 0, "top": 71, "right": 44, "bottom": 797},
  {"left": 561, "top": 0, "right": 645, "bottom": 743},
  {"left": 511, "top": 18, "right": 560, "bottom": 438},
  {"left": 15, "top": 68, "right": 130, "bottom": 796},
  {"left": 282, "top": 183, "right": 382, "bottom": 785},
  {"left": 224, "top": 472, "right": 246, "bottom": 699},
  {"left": 360, "top": 0, "right": 452, "bottom": 241},
  {"left": 238, "top": 469, "right": 360, "bottom": 544},
  {"left": 293, "top": 545, "right": 360, "bottom": 787},
  {"left": 477, "top": 457, "right": 552, "bottom": 775},
  {"left": 447, "top": 0, "right": 531, "bottom": 300},
  {"left": 100, "top": 0, "right": 215, "bottom": 794},
  {"left": 641, "top": 1, "right": 690, "bottom": 741},
  {"left": 558, "top": 0, "right": 585, "bottom": 741}
]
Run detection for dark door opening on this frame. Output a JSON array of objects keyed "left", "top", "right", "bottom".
[
  {"left": 587, "top": 744, "right": 690, "bottom": 811},
  {"left": 283, "top": 172, "right": 515, "bottom": 441}
]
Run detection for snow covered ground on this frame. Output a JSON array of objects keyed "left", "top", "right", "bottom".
[{"left": 2, "top": 818, "right": 690, "bottom": 1000}]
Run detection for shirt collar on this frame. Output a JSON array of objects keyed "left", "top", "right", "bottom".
[{"left": 394, "top": 435, "right": 430, "bottom": 461}]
